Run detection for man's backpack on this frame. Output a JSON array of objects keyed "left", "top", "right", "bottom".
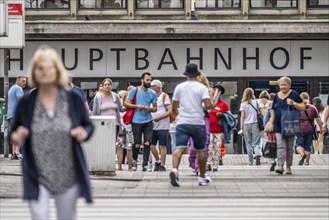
[{"left": 162, "top": 93, "right": 176, "bottom": 123}]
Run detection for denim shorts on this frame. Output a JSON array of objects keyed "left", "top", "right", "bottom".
[
  {"left": 175, "top": 124, "right": 206, "bottom": 151},
  {"left": 295, "top": 132, "right": 313, "bottom": 152},
  {"left": 152, "top": 130, "right": 169, "bottom": 147}
]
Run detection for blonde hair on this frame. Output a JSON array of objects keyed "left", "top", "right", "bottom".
[
  {"left": 242, "top": 88, "right": 256, "bottom": 102},
  {"left": 197, "top": 73, "right": 210, "bottom": 88},
  {"left": 278, "top": 76, "right": 291, "bottom": 86},
  {"left": 118, "top": 90, "right": 127, "bottom": 98},
  {"left": 259, "top": 90, "right": 270, "bottom": 100},
  {"left": 300, "top": 92, "right": 310, "bottom": 105},
  {"left": 102, "top": 78, "right": 113, "bottom": 85},
  {"left": 28, "top": 45, "right": 68, "bottom": 87}
]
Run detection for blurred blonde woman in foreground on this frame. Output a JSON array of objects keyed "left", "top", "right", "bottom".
[{"left": 10, "top": 46, "right": 94, "bottom": 219}]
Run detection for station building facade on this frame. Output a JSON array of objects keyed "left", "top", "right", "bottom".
[{"left": 1, "top": 0, "right": 329, "bottom": 151}]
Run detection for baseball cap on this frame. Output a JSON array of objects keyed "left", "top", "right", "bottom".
[{"left": 151, "top": 80, "right": 163, "bottom": 88}]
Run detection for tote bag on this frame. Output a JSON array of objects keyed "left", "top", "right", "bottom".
[
  {"left": 262, "top": 133, "right": 277, "bottom": 159},
  {"left": 281, "top": 106, "right": 300, "bottom": 137},
  {"left": 123, "top": 87, "right": 138, "bottom": 125}
]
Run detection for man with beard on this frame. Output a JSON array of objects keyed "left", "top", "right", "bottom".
[{"left": 125, "top": 72, "right": 158, "bottom": 171}]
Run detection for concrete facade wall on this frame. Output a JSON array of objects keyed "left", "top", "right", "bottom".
[
  {"left": 25, "top": 0, "right": 329, "bottom": 20},
  {"left": 23, "top": 0, "right": 329, "bottom": 40}
]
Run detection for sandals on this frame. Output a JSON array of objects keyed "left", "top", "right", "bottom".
[
  {"left": 285, "top": 166, "right": 292, "bottom": 175},
  {"left": 275, "top": 166, "right": 284, "bottom": 174}
]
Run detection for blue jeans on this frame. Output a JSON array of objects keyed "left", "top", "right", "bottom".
[{"left": 243, "top": 123, "right": 261, "bottom": 165}]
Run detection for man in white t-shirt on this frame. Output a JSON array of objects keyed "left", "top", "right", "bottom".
[
  {"left": 170, "top": 63, "right": 212, "bottom": 187},
  {"left": 150, "top": 80, "right": 173, "bottom": 172}
]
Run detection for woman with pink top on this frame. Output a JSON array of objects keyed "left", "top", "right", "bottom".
[{"left": 92, "top": 78, "right": 126, "bottom": 170}]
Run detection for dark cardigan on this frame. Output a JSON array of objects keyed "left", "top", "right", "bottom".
[{"left": 11, "top": 88, "right": 94, "bottom": 203}]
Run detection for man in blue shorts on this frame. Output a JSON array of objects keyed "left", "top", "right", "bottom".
[{"left": 170, "top": 63, "right": 212, "bottom": 187}]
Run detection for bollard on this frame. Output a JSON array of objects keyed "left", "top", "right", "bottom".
[{"left": 82, "top": 116, "right": 116, "bottom": 176}]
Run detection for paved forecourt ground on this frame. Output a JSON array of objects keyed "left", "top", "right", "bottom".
[{"left": 0, "top": 154, "right": 328, "bottom": 219}]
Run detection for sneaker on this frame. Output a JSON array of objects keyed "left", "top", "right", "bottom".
[
  {"left": 159, "top": 165, "right": 166, "bottom": 172},
  {"left": 16, "top": 153, "right": 23, "bottom": 160},
  {"left": 147, "top": 163, "right": 153, "bottom": 172},
  {"left": 270, "top": 161, "right": 276, "bottom": 172},
  {"left": 198, "top": 176, "right": 212, "bottom": 186},
  {"left": 10, "top": 153, "right": 18, "bottom": 160},
  {"left": 299, "top": 154, "right": 307, "bottom": 166},
  {"left": 169, "top": 171, "right": 180, "bottom": 187},
  {"left": 132, "top": 160, "right": 137, "bottom": 171},
  {"left": 142, "top": 166, "right": 148, "bottom": 172},
  {"left": 219, "top": 158, "right": 223, "bottom": 166},
  {"left": 153, "top": 162, "right": 161, "bottom": 172},
  {"left": 206, "top": 164, "right": 212, "bottom": 171},
  {"left": 255, "top": 156, "right": 261, "bottom": 166}
]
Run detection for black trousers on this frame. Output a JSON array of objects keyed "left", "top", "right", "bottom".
[{"left": 132, "top": 121, "right": 153, "bottom": 167}]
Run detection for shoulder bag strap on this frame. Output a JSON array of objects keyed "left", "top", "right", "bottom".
[
  {"left": 162, "top": 93, "right": 167, "bottom": 105},
  {"left": 304, "top": 107, "right": 314, "bottom": 127},
  {"left": 248, "top": 101, "right": 260, "bottom": 114},
  {"left": 132, "top": 87, "right": 138, "bottom": 104}
]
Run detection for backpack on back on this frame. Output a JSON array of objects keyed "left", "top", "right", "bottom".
[
  {"left": 162, "top": 93, "right": 176, "bottom": 123},
  {"left": 259, "top": 100, "right": 271, "bottom": 117}
]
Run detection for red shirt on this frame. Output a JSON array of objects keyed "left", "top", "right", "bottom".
[
  {"left": 300, "top": 104, "right": 319, "bottom": 133},
  {"left": 209, "top": 99, "right": 230, "bottom": 133}
]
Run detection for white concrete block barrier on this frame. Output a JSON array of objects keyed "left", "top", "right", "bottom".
[{"left": 82, "top": 116, "right": 116, "bottom": 176}]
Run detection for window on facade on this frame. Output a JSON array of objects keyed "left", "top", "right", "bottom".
[
  {"left": 307, "top": 0, "right": 329, "bottom": 8},
  {"left": 80, "top": 0, "right": 126, "bottom": 8},
  {"left": 25, "top": 0, "right": 69, "bottom": 8},
  {"left": 250, "top": 0, "right": 297, "bottom": 8},
  {"left": 136, "top": 0, "right": 184, "bottom": 8},
  {"left": 195, "top": 0, "right": 240, "bottom": 8}
]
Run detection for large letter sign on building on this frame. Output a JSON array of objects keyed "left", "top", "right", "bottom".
[{"left": 0, "top": 40, "right": 328, "bottom": 77}]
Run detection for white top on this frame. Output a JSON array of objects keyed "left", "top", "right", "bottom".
[
  {"left": 315, "top": 111, "right": 324, "bottom": 132},
  {"left": 172, "top": 80, "right": 210, "bottom": 125},
  {"left": 239, "top": 99, "right": 259, "bottom": 124},
  {"left": 151, "top": 92, "right": 171, "bottom": 130},
  {"left": 169, "top": 122, "right": 176, "bottom": 133}
]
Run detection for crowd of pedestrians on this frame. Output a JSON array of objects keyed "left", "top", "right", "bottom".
[{"left": 3, "top": 46, "right": 329, "bottom": 218}]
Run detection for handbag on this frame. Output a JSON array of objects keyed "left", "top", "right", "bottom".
[
  {"left": 249, "top": 101, "right": 264, "bottom": 131},
  {"left": 123, "top": 87, "right": 138, "bottom": 125},
  {"left": 281, "top": 106, "right": 300, "bottom": 137},
  {"left": 262, "top": 133, "right": 277, "bottom": 158},
  {"left": 304, "top": 108, "right": 319, "bottom": 141}
]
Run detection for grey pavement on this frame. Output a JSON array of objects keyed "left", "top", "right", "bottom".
[{"left": 0, "top": 154, "right": 328, "bottom": 219}]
